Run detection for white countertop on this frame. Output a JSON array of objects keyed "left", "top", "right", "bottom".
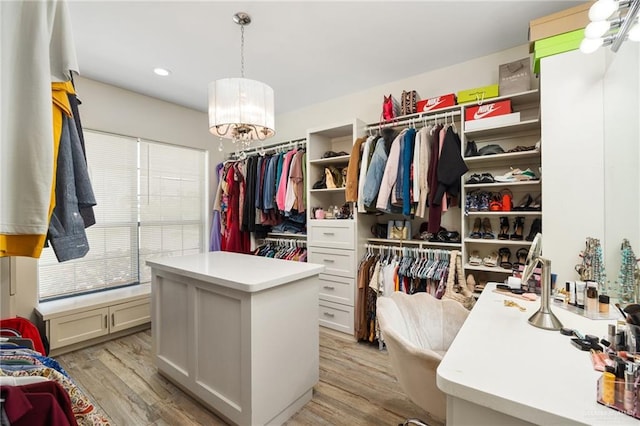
[
  {"left": 437, "top": 283, "right": 635, "bottom": 426},
  {"left": 146, "top": 251, "right": 324, "bottom": 293}
]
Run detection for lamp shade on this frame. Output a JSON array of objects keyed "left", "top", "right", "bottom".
[{"left": 208, "top": 78, "right": 275, "bottom": 140}]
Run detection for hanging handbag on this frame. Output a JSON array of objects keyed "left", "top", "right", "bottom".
[
  {"left": 443, "top": 250, "right": 476, "bottom": 310},
  {"left": 387, "top": 220, "right": 411, "bottom": 240},
  {"left": 400, "top": 90, "right": 417, "bottom": 116}
]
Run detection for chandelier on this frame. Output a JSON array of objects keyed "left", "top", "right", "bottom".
[
  {"left": 580, "top": 0, "right": 640, "bottom": 53},
  {"left": 208, "top": 12, "right": 275, "bottom": 150}
]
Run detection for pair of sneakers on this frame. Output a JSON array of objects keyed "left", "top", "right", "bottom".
[{"left": 494, "top": 167, "right": 538, "bottom": 182}]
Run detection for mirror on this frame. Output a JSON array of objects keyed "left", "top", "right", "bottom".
[
  {"left": 603, "top": 42, "right": 640, "bottom": 299},
  {"left": 522, "top": 232, "right": 542, "bottom": 284}
]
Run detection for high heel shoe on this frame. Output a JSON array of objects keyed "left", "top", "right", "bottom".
[
  {"left": 515, "top": 248, "right": 528, "bottom": 266},
  {"left": 482, "top": 217, "right": 495, "bottom": 239},
  {"left": 498, "top": 216, "right": 510, "bottom": 240},
  {"left": 527, "top": 194, "right": 541, "bottom": 211},
  {"left": 510, "top": 216, "right": 525, "bottom": 240},
  {"left": 469, "top": 217, "right": 482, "bottom": 239},
  {"left": 526, "top": 218, "right": 542, "bottom": 241},
  {"left": 513, "top": 193, "right": 533, "bottom": 211},
  {"left": 498, "top": 247, "right": 512, "bottom": 269}
]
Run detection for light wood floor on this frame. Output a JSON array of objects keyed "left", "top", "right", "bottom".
[{"left": 57, "top": 328, "right": 441, "bottom": 426}]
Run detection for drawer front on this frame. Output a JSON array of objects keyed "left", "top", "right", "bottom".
[
  {"left": 318, "top": 274, "right": 354, "bottom": 306},
  {"left": 49, "top": 307, "right": 109, "bottom": 349},
  {"left": 110, "top": 299, "right": 151, "bottom": 333},
  {"left": 308, "top": 248, "right": 355, "bottom": 278},
  {"left": 319, "top": 301, "right": 354, "bottom": 334},
  {"left": 308, "top": 222, "right": 354, "bottom": 249}
]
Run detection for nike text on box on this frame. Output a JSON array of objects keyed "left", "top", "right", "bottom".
[
  {"left": 416, "top": 93, "right": 457, "bottom": 113},
  {"left": 465, "top": 100, "right": 512, "bottom": 121}
]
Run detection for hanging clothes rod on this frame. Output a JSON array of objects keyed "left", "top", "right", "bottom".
[
  {"left": 227, "top": 138, "right": 306, "bottom": 160},
  {"left": 264, "top": 237, "right": 307, "bottom": 247},
  {"left": 364, "top": 243, "right": 453, "bottom": 256},
  {"left": 364, "top": 109, "right": 461, "bottom": 132}
]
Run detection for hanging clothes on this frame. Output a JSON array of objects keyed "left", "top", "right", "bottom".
[{"left": 1, "top": 0, "right": 82, "bottom": 258}]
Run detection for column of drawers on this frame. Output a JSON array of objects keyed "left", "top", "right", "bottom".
[{"left": 307, "top": 220, "right": 356, "bottom": 334}]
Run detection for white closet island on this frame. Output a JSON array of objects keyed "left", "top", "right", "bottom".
[{"left": 147, "top": 252, "right": 324, "bottom": 426}]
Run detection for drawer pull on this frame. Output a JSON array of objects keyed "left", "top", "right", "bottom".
[
  {"left": 323, "top": 259, "right": 335, "bottom": 263},
  {"left": 323, "top": 312, "right": 335, "bottom": 318},
  {"left": 323, "top": 285, "right": 335, "bottom": 290},
  {"left": 111, "top": 313, "right": 115, "bottom": 327},
  {"left": 322, "top": 232, "right": 335, "bottom": 236},
  {"left": 104, "top": 315, "right": 108, "bottom": 329}
]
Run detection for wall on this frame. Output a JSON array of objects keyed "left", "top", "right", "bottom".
[
  {"left": 264, "top": 45, "right": 533, "bottom": 144},
  {"left": 2, "top": 77, "right": 223, "bottom": 322}
]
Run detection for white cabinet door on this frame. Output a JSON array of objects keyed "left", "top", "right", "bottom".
[
  {"left": 109, "top": 299, "right": 151, "bottom": 333},
  {"left": 49, "top": 307, "right": 109, "bottom": 349}
]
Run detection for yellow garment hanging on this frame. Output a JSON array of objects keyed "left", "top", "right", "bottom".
[{"left": 0, "top": 81, "right": 74, "bottom": 258}]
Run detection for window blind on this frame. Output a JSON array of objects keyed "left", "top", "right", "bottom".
[{"left": 38, "top": 131, "right": 206, "bottom": 301}]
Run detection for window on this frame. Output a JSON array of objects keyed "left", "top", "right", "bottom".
[{"left": 38, "top": 131, "right": 207, "bottom": 301}]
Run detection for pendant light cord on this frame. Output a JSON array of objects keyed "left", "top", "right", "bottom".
[{"left": 240, "top": 24, "right": 245, "bottom": 78}]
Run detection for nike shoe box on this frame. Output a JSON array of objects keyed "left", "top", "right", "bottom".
[
  {"left": 465, "top": 99, "right": 512, "bottom": 121},
  {"left": 464, "top": 112, "right": 520, "bottom": 132},
  {"left": 416, "top": 93, "right": 456, "bottom": 113}
]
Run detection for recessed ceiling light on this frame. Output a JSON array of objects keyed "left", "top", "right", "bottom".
[{"left": 153, "top": 67, "right": 171, "bottom": 77}]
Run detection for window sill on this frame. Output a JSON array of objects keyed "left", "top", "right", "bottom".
[{"left": 35, "top": 283, "right": 151, "bottom": 321}]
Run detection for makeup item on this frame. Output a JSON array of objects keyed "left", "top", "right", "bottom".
[
  {"left": 599, "top": 295, "right": 610, "bottom": 314},
  {"left": 586, "top": 282, "right": 598, "bottom": 313},
  {"left": 615, "top": 358, "right": 627, "bottom": 406},
  {"left": 568, "top": 281, "right": 576, "bottom": 306},
  {"left": 624, "top": 370, "right": 635, "bottom": 412},
  {"left": 616, "top": 303, "right": 628, "bottom": 320},
  {"left": 560, "top": 327, "right": 574, "bottom": 336},
  {"left": 601, "top": 370, "right": 616, "bottom": 405},
  {"left": 623, "top": 304, "right": 640, "bottom": 325},
  {"left": 575, "top": 281, "right": 586, "bottom": 309},
  {"left": 609, "top": 324, "right": 617, "bottom": 345}
]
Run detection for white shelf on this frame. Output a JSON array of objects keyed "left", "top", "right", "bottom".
[
  {"left": 464, "top": 150, "right": 540, "bottom": 167},
  {"left": 464, "top": 180, "right": 541, "bottom": 189},
  {"left": 309, "top": 155, "right": 350, "bottom": 166},
  {"left": 463, "top": 119, "right": 540, "bottom": 139},
  {"left": 309, "top": 187, "right": 346, "bottom": 193},
  {"left": 466, "top": 211, "right": 542, "bottom": 216},
  {"left": 366, "top": 238, "right": 462, "bottom": 248},
  {"left": 463, "top": 239, "right": 533, "bottom": 246},
  {"left": 267, "top": 233, "right": 307, "bottom": 239},
  {"left": 464, "top": 263, "right": 513, "bottom": 274}
]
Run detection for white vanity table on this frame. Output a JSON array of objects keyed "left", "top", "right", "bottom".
[
  {"left": 437, "top": 283, "right": 637, "bottom": 425},
  {"left": 147, "top": 252, "right": 324, "bottom": 426}
]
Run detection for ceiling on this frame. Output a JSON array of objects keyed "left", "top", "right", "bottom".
[{"left": 68, "top": 1, "right": 582, "bottom": 115}]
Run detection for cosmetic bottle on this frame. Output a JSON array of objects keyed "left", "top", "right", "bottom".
[
  {"left": 624, "top": 370, "right": 635, "bottom": 412},
  {"left": 599, "top": 295, "right": 610, "bottom": 314},
  {"left": 586, "top": 282, "right": 598, "bottom": 313},
  {"left": 569, "top": 281, "right": 576, "bottom": 306},
  {"left": 575, "top": 281, "right": 586, "bottom": 309},
  {"left": 615, "top": 359, "right": 627, "bottom": 406},
  {"left": 602, "top": 367, "right": 616, "bottom": 405},
  {"left": 609, "top": 324, "right": 617, "bottom": 346}
]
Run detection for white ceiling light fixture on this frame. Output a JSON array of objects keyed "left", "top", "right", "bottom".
[
  {"left": 582, "top": 0, "right": 640, "bottom": 53},
  {"left": 153, "top": 67, "right": 171, "bottom": 77},
  {"left": 208, "top": 12, "right": 275, "bottom": 151}
]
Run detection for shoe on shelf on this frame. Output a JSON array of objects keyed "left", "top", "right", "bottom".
[
  {"left": 466, "top": 191, "right": 479, "bottom": 212},
  {"left": 498, "top": 216, "right": 510, "bottom": 240},
  {"left": 498, "top": 247, "right": 512, "bottom": 269},
  {"left": 478, "top": 191, "right": 490, "bottom": 211},
  {"left": 466, "top": 274, "right": 477, "bottom": 293},
  {"left": 479, "top": 173, "right": 495, "bottom": 183},
  {"left": 469, "top": 218, "right": 483, "bottom": 239},
  {"left": 510, "top": 216, "right": 525, "bottom": 240},
  {"left": 526, "top": 218, "right": 542, "bottom": 241},
  {"left": 465, "top": 141, "right": 478, "bottom": 157},
  {"left": 466, "top": 173, "right": 482, "bottom": 184},
  {"left": 527, "top": 194, "right": 541, "bottom": 211},
  {"left": 515, "top": 248, "right": 529, "bottom": 266},
  {"left": 469, "top": 250, "right": 482, "bottom": 266},
  {"left": 500, "top": 189, "right": 512, "bottom": 211},
  {"left": 482, "top": 251, "right": 499, "bottom": 267},
  {"left": 482, "top": 217, "right": 495, "bottom": 239},
  {"left": 513, "top": 193, "right": 533, "bottom": 211},
  {"left": 494, "top": 167, "right": 539, "bottom": 182},
  {"left": 489, "top": 192, "right": 502, "bottom": 211}
]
